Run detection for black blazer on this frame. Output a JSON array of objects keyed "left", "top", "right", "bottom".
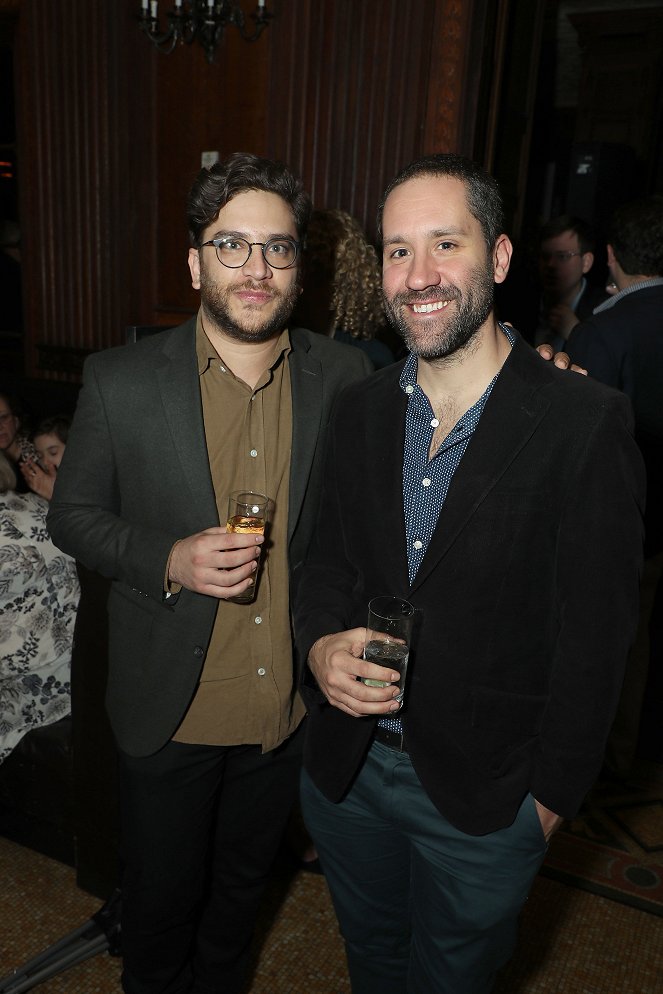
[
  {"left": 294, "top": 334, "right": 645, "bottom": 835},
  {"left": 48, "top": 318, "right": 373, "bottom": 756},
  {"left": 567, "top": 284, "right": 663, "bottom": 555}
]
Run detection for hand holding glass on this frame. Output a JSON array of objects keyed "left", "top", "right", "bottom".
[
  {"left": 226, "top": 491, "right": 270, "bottom": 604},
  {"left": 362, "top": 596, "right": 415, "bottom": 706}
]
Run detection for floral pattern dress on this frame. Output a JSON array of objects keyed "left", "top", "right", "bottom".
[{"left": 0, "top": 491, "right": 80, "bottom": 762}]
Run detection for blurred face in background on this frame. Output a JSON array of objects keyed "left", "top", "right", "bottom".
[
  {"left": 34, "top": 432, "right": 66, "bottom": 472},
  {"left": 0, "top": 398, "right": 20, "bottom": 459},
  {"left": 538, "top": 229, "right": 593, "bottom": 304}
]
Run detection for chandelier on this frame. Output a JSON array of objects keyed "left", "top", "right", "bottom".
[{"left": 137, "top": 1, "right": 273, "bottom": 64}]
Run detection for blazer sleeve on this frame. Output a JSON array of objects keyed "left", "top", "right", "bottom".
[
  {"left": 47, "top": 354, "right": 179, "bottom": 602},
  {"left": 531, "top": 393, "right": 645, "bottom": 816}
]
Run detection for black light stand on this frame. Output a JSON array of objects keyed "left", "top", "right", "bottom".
[{"left": 0, "top": 889, "right": 121, "bottom": 994}]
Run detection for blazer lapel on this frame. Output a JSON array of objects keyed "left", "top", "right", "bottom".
[
  {"left": 288, "top": 332, "right": 323, "bottom": 543},
  {"left": 365, "top": 370, "right": 411, "bottom": 591},
  {"left": 409, "top": 341, "right": 551, "bottom": 594},
  {"left": 156, "top": 322, "right": 219, "bottom": 525}
]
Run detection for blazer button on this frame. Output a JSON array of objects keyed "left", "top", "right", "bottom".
[{"left": 193, "top": 645, "right": 204, "bottom": 658}]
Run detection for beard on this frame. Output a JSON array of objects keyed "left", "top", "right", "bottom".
[
  {"left": 199, "top": 267, "right": 301, "bottom": 344},
  {"left": 383, "top": 259, "right": 495, "bottom": 361}
]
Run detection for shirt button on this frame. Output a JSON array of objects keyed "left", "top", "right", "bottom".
[
  {"left": 413, "top": 539, "right": 423, "bottom": 550},
  {"left": 250, "top": 448, "right": 258, "bottom": 458},
  {"left": 219, "top": 364, "right": 226, "bottom": 372},
  {"left": 422, "top": 478, "right": 431, "bottom": 487},
  {"left": 254, "top": 616, "right": 262, "bottom": 625},
  {"left": 257, "top": 667, "right": 266, "bottom": 676},
  {"left": 405, "top": 384, "right": 414, "bottom": 395},
  {"left": 431, "top": 418, "right": 439, "bottom": 427}
]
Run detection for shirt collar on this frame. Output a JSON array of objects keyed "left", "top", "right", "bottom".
[
  {"left": 195, "top": 309, "right": 291, "bottom": 377},
  {"left": 399, "top": 321, "right": 516, "bottom": 396},
  {"left": 592, "top": 277, "right": 663, "bottom": 315},
  {"left": 569, "top": 276, "right": 587, "bottom": 314}
]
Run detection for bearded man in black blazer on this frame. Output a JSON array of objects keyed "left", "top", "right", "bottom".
[
  {"left": 48, "top": 153, "right": 372, "bottom": 994},
  {"left": 294, "top": 154, "right": 645, "bottom": 994}
]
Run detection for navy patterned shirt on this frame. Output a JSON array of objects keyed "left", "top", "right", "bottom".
[{"left": 379, "top": 324, "right": 516, "bottom": 735}]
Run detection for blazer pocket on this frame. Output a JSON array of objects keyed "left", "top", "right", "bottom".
[{"left": 466, "top": 685, "right": 548, "bottom": 777}]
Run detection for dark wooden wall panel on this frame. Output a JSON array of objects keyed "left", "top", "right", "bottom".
[
  {"left": 152, "top": 17, "right": 271, "bottom": 320},
  {"left": 266, "top": 0, "right": 484, "bottom": 241},
  {"left": 15, "top": 0, "right": 154, "bottom": 377},
  {"left": 12, "top": 0, "right": 490, "bottom": 376}
]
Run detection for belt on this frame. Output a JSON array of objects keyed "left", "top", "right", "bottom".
[{"left": 373, "top": 724, "right": 408, "bottom": 753}]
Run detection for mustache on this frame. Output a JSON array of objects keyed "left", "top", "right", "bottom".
[
  {"left": 389, "top": 286, "right": 461, "bottom": 307},
  {"left": 233, "top": 279, "right": 279, "bottom": 298}
]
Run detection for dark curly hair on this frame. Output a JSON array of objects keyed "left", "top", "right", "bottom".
[
  {"left": 34, "top": 415, "right": 71, "bottom": 445},
  {"left": 187, "top": 152, "right": 312, "bottom": 248},
  {"left": 609, "top": 195, "right": 663, "bottom": 277}
]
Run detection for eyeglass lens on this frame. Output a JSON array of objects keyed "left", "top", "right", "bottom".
[{"left": 214, "top": 237, "right": 297, "bottom": 269}]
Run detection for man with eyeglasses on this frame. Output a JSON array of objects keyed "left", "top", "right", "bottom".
[
  {"left": 532, "top": 214, "right": 607, "bottom": 350},
  {"left": 47, "top": 152, "right": 372, "bottom": 994}
]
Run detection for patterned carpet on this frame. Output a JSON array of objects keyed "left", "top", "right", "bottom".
[
  {"left": 542, "top": 759, "right": 663, "bottom": 916},
  {"left": 1, "top": 766, "right": 663, "bottom": 993}
]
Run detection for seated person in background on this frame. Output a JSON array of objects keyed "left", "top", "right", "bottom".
[
  {"left": 0, "top": 452, "right": 80, "bottom": 763},
  {"left": 293, "top": 208, "right": 395, "bottom": 368},
  {"left": 532, "top": 215, "right": 608, "bottom": 350},
  {"left": 0, "top": 392, "right": 38, "bottom": 493},
  {"left": 20, "top": 414, "right": 71, "bottom": 502}
]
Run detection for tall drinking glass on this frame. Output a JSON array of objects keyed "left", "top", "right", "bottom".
[
  {"left": 362, "top": 595, "right": 415, "bottom": 706},
  {"left": 226, "top": 490, "right": 270, "bottom": 604}
]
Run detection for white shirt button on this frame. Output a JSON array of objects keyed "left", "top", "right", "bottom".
[
  {"left": 219, "top": 364, "right": 226, "bottom": 373},
  {"left": 431, "top": 418, "right": 439, "bottom": 428},
  {"left": 413, "top": 539, "right": 423, "bottom": 550},
  {"left": 254, "top": 616, "right": 262, "bottom": 625},
  {"left": 422, "top": 478, "right": 431, "bottom": 487},
  {"left": 257, "top": 667, "right": 266, "bottom": 676},
  {"left": 405, "top": 384, "right": 414, "bottom": 395},
  {"left": 250, "top": 449, "right": 258, "bottom": 458}
]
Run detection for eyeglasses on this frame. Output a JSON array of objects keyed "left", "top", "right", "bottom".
[
  {"left": 539, "top": 250, "right": 582, "bottom": 264},
  {"left": 200, "top": 236, "right": 299, "bottom": 270}
]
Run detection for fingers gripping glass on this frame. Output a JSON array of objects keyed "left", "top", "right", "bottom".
[{"left": 200, "top": 236, "right": 299, "bottom": 269}]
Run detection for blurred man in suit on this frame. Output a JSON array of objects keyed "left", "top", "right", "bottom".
[{"left": 568, "top": 194, "right": 663, "bottom": 778}]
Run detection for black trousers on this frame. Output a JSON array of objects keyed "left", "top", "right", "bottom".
[{"left": 117, "top": 729, "right": 303, "bottom": 994}]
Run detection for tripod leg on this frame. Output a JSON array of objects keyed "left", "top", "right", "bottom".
[{"left": 0, "top": 934, "right": 109, "bottom": 994}]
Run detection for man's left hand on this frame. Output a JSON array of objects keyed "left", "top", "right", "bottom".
[
  {"left": 536, "top": 343, "right": 587, "bottom": 375},
  {"left": 534, "top": 799, "right": 564, "bottom": 842}
]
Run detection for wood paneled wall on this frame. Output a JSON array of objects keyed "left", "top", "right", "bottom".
[
  {"left": 15, "top": 1, "right": 155, "bottom": 377},
  {"left": 12, "top": 0, "right": 491, "bottom": 378},
  {"left": 266, "top": 0, "right": 484, "bottom": 240}
]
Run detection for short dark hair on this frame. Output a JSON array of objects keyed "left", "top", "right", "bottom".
[
  {"left": 609, "top": 195, "right": 663, "bottom": 277},
  {"left": 187, "top": 152, "right": 312, "bottom": 248},
  {"left": 34, "top": 414, "right": 71, "bottom": 445},
  {"left": 376, "top": 153, "right": 505, "bottom": 251},
  {"left": 539, "top": 215, "right": 595, "bottom": 255}
]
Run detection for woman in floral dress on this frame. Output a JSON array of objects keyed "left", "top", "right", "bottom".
[{"left": 0, "top": 452, "right": 79, "bottom": 762}]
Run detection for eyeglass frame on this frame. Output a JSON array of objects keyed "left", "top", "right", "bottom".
[
  {"left": 199, "top": 235, "right": 300, "bottom": 270},
  {"left": 538, "top": 250, "right": 584, "bottom": 264}
]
